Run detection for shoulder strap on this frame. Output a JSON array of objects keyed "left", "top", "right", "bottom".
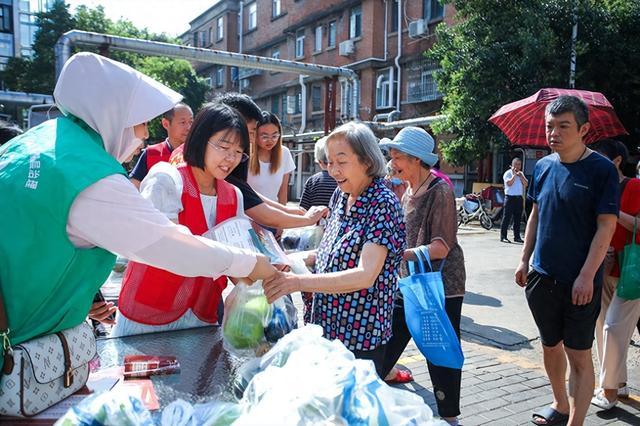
[
  {"left": 0, "top": 290, "right": 14, "bottom": 374},
  {"left": 215, "top": 178, "right": 239, "bottom": 224}
]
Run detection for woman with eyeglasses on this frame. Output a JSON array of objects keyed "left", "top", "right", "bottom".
[
  {"left": 247, "top": 112, "right": 296, "bottom": 206},
  {"left": 112, "top": 103, "right": 253, "bottom": 336}
]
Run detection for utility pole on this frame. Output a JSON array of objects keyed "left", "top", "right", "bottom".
[{"left": 569, "top": 2, "right": 578, "bottom": 88}]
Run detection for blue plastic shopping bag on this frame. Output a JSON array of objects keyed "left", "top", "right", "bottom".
[{"left": 399, "top": 246, "right": 464, "bottom": 369}]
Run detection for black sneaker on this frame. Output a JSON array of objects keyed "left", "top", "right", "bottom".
[
  {"left": 500, "top": 237, "right": 511, "bottom": 243},
  {"left": 514, "top": 238, "right": 524, "bottom": 243}
]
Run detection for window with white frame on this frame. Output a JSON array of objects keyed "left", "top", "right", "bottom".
[
  {"left": 340, "top": 80, "right": 353, "bottom": 118},
  {"left": 272, "top": 0, "right": 281, "bottom": 18},
  {"left": 295, "top": 28, "right": 305, "bottom": 58},
  {"left": 216, "top": 67, "right": 224, "bottom": 87},
  {"left": 424, "top": 0, "right": 444, "bottom": 22},
  {"left": 349, "top": 5, "right": 362, "bottom": 39},
  {"left": 216, "top": 16, "right": 224, "bottom": 40},
  {"left": 375, "top": 67, "right": 397, "bottom": 109},
  {"left": 314, "top": 25, "right": 322, "bottom": 52},
  {"left": 208, "top": 27, "right": 213, "bottom": 44},
  {"left": 328, "top": 20, "right": 336, "bottom": 48},
  {"left": 199, "top": 31, "right": 206, "bottom": 47},
  {"left": 248, "top": 3, "right": 257, "bottom": 30}
]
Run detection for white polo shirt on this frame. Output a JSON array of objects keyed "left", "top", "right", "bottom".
[{"left": 503, "top": 169, "right": 524, "bottom": 196}]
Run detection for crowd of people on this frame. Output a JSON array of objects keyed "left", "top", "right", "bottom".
[{"left": 0, "top": 52, "right": 639, "bottom": 426}]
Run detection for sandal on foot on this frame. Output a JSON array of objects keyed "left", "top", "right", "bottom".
[
  {"left": 385, "top": 369, "right": 413, "bottom": 384},
  {"left": 531, "top": 406, "right": 569, "bottom": 425},
  {"left": 591, "top": 392, "right": 617, "bottom": 410}
]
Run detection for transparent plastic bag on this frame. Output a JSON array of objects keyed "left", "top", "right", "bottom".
[
  {"left": 222, "top": 282, "right": 272, "bottom": 356},
  {"left": 160, "top": 399, "right": 244, "bottom": 426},
  {"left": 281, "top": 225, "right": 325, "bottom": 252},
  {"left": 55, "top": 392, "right": 154, "bottom": 426},
  {"left": 160, "top": 326, "right": 443, "bottom": 425},
  {"left": 222, "top": 282, "right": 298, "bottom": 357},
  {"left": 233, "top": 325, "right": 443, "bottom": 426},
  {"left": 264, "top": 295, "right": 298, "bottom": 343}
]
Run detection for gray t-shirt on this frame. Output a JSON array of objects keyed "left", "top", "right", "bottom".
[{"left": 400, "top": 178, "right": 466, "bottom": 298}]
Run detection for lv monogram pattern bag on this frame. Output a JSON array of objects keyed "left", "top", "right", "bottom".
[{"left": 0, "top": 291, "right": 96, "bottom": 417}]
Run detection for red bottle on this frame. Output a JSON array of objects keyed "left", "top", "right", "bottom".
[{"left": 123, "top": 355, "right": 180, "bottom": 379}]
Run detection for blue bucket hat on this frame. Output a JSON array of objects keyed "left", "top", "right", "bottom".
[{"left": 379, "top": 127, "right": 438, "bottom": 167}]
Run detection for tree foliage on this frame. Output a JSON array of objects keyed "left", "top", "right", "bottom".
[
  {"left": 429, "top": 0, "right": 640, "bottom": 165},
  {"left": 1, "top": 0, "right": 208, "bottom": 139}
]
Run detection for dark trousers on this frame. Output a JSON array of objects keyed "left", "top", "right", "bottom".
[
  {"left": 500, "top": 195, "right": 524, "bottom": 240},
  {"left": 382, "top": 296, "right": 464, "bottom": 418},
  {"left": 353, "top": 343, "right": 387, "bottom": 379}
]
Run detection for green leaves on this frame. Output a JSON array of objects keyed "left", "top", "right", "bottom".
[
  {"left": 0, "top": 0, "right": 209, "bottom": 139},
  {"left": 429, "top": 0, "right": 639, "bottom": 164}
]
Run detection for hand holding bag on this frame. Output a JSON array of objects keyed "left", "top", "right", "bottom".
[
  {"left": 617, "top": 218, "right": 640, "bottom": 300},
  {"left": 0, "top": 290, "right": 96, "bottom": 417},
  {"left": 399, "top": 245, "right": 464, "bottom": 370}
]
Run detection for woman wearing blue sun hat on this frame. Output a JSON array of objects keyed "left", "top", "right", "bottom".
[{"left": 379, "top": 126, "right": 466, "bottom": 426}]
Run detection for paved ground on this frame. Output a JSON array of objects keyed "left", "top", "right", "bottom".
[
  {"left": 102, "top": 224, "right": 640, "bottom": 425},
  {"left": 389, "top": 225, "right": 640, "bottom": 425}
]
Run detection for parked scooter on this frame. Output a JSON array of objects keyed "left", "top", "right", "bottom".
[
  {"left": 481, "top": 186, "right": 505, "bottom": 225},
  {"left": 456, "top": 193, "right": 493, "bottom": 230}
]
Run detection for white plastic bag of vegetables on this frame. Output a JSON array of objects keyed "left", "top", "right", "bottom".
[{"left": 232, "top": 326, "right": 445, "bottom": 426}]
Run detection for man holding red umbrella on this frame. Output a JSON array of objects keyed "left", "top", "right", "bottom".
[{"left": 515, "top": 96, "right": 618, "bottom": 426}]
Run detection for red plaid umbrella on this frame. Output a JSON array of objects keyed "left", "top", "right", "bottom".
[{"left": 489, "top": 88, "right": 628, "bottom": 147}]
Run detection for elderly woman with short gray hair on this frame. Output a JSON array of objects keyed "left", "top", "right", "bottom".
[{"left": 263, "top": 121, "right": 406, "bottom": 376}]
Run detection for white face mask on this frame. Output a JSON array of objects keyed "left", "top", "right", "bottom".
[{"left": 118, "top": 127, "right": 144, "bottom": 164}]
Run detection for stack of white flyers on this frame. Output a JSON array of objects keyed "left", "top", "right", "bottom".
[{"left": 204, "top": 217, "right": 290, "bottom": 265}]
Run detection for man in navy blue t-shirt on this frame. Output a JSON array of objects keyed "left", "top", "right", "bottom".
[{"left": 514, "top": 96, "right": 618, "bottom": 426}]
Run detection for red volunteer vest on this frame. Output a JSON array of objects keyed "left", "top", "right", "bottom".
[
  {"left": 146, "top": 141, "right": 173, "bottom": 171},
  {"left": 119, "top": 164, "right": 238, "bottom": 325}
]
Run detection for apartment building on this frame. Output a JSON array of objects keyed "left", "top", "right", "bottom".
[
  {"left": 0, "top": 0, "right": 53, "bottom": 69},
  {"left": 182, "top": 1, "right": 466, "bottom": 196},
  {"left": 182, "top": 0, "right": 453, "bottom": 127}
]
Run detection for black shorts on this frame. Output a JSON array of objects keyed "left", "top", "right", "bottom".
[{"left": 525, "top": 269, "right": 601, "bottom": 350}]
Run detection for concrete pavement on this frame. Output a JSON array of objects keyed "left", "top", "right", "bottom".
[{"left": 391, "top": 225, "right": 640, "bottom": 425}]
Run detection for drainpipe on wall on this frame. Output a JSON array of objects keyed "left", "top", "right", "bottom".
[
  {"left": 299, "top": 74, "right": 307, "bottom": 134},
  {"left": 296, "top": 74, "right": 308, "bottom": 199},
  {"left": 238, "top": 2, "right": 244, "bottom": 54},
  {"left": 347, "top": 0, "right": 390, "bottom": 120},
  {"left": 351, "top": 78, "right": 359, "bottom": 119},
  {"left": 394, "top": 0, "right": 402, "bottom": 115},
  {"left": 238, "top": 2, "right": 244, "bottom": 93}
]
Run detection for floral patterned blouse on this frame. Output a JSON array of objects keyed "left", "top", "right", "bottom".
[{"left": 311, "top": 178, "right": 406, "bottom": 351}]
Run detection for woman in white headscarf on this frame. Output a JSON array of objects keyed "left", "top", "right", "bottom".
[{"left": 0, "top": 53, "right": 274, "bottom": 361}]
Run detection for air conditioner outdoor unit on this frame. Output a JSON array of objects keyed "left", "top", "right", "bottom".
[
  {"left": 339, "top": 39, "right": 355, "bottom": 56},
  {"left": 408, "top": 19, "right": 427, "bottom": 38}
]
